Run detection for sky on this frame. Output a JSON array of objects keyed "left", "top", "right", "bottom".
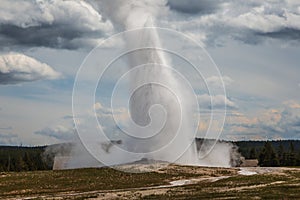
[{"left": 0, "top": 0, "right": 300, "bottom": 145}]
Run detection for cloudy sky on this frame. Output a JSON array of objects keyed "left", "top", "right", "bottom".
[{"left": 0, "top": 0, "right": 300, "bottom": 145}]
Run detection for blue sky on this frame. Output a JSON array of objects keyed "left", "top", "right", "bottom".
[{"left": 0, "top": 0, "right": 300, "bottom": 145}]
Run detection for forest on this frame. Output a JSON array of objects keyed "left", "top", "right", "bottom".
[
  {"left": 0, "top": 146, "right": 51, "bottom": 171},
  {"left": 235, "top": 140, "right": 300, "bottom": 166},
  {"left": 0, "top": 140, "right": 299, "bottom": 172}
]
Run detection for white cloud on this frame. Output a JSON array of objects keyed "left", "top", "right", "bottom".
[
  {"left": 205, "top": 75, "right": 234, "bottom": 88},
  {"left": 283, "top": 100, "right": 300, "bottom": 109},
  {"left": 94, "top": 102, "right": 129, "bottom": 131},
  {"left": 0, "top": 133, "right": 20, "bottom": 145},
  {"left": 0, "top": 0, "right": 113, "bottom": 49},
  {"left": 0, "top": 52, "right": 60, "bottom": 84},
  {"left": 163, "top": 0, "right": 300, "bottom": 46},
  {"left": 167, "top": 0, "right": 224, "bottom": 14},
  {"left": 197, "top": 94, "right": 238, "bottom": 110},
  {"left": 35, "top": 125, "right": 75, "bottom": 141},
  {"left": 3, "top": 0, "right": 298, "bottom": 49},
  {"left": 91, "top": 0, "right": 168, "bottom": 30},
  {"left": 224, "top": 100, "right": 300, "bottom": 140}
]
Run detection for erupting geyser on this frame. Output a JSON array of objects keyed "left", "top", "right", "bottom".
[
  {"left": 91, "top": 0, "right": 201, "bottom": 165},
  {"left": 67, "top": 0, "right": 237, "bottom": 170},
  {"left": 121, "top": 18, "right": 200, "bottom": 165}
]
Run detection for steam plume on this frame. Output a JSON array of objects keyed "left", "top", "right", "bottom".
[{"left": 51, "top": 0, "right": 238, "bottom": 169}]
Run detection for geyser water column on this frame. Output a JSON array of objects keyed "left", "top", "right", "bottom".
[
  {"left": 111, "top": 19, "right": 200, "bottom": 164},
  {"left": 72, "top": 27, "right": 229, "bottom": 169},
  {"left": 70, "top": 0, "right": 230, "bottom": 172},
  {"left": 112, "top": 61, "right": 199, "bottom": 164}
]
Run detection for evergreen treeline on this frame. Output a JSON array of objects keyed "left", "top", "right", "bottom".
[
  {"left": 196, "top": 139, "right": 300, "bottom": 167},
  {"left": 0, "top": 146, "right": 53, "bottom": 172},
  {"left": 0, "top": 140, "right": 299, "bottom": 172},
  {"left": 234, "top": 140, "right": 300, "bottom": 166}
]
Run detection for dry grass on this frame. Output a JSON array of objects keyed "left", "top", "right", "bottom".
[{"left": 1, "top": 166, "right": 299, "bottom": 199}]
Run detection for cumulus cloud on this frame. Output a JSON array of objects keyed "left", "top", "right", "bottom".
[
  {"left": 0, "top": 133, "right": 20, "bottom": 145},
  {"left": 94, "top": 102, "right": 113, "bottom": 115},
  {"left": 0, "top": 52, "right": 60, "bottom": 84},
  {"left": 205, "top": 76, "right": 234, "bottom": 88},
  {"left": 0, "top": 0, "right": 113, "bottom": 49},
  {"left": 167, "top": 0, "right": 224, "bottom": 15},
  {"left": 35, "top": 125, "right": 75, "bottom": 141},
  {"left": 283, "top": 100, "right": 300, "bottom": 109},
  {"left": 94, "top": 102, "right": 129, "bottom": 139},
  {"left": 198, "top": 94, "right": 238, "bottom": 110},
  {"left": 225, "top": 101, "right": 300, "bottom": 140},
  {"left": 2, "top": 0, "right": 298, "bottom": 49},
  {"left": 91, "top": 0, "right": 168, "bottom": 30},
  {"left": 0, "top": 126, "right": 12, "bottom": 130},
  {"left": 164, "top": 0, "right": 300, "bottom": 46}
]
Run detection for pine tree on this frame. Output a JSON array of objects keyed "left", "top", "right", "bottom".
[
  {"left": 287, "top": 141, "right": 296, "bottom": 166},
  {"left": 14, "top": 155, "right": 28, "bottom": 171},
  {"left": 297, "top": 152, "right": 300, "bottom": 166},
  {"left": 24, "top": 152, "right": 35, "bottom": 171},
  {"left": 277, "top": 142, "right": 285, "bottom": 166},
  {"left": 249, "top": 147, "right": 257, "bottom": 159},
  {"left": 259, "top": 142, "right": 279, "bottom": 167}
]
